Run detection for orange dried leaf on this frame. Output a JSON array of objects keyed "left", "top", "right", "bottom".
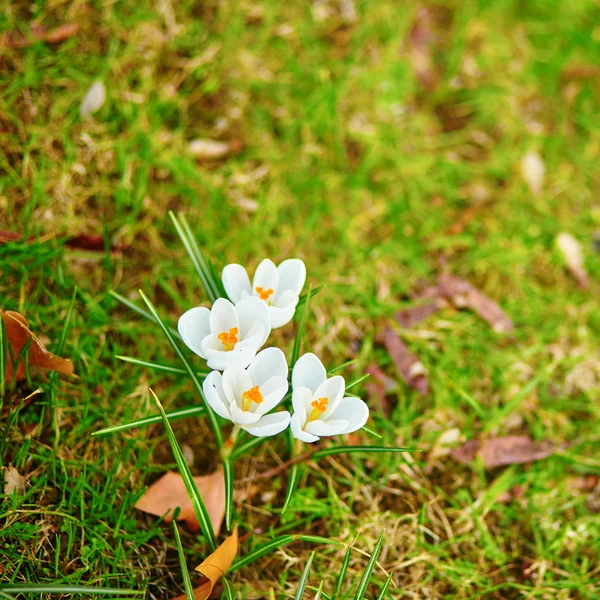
[
  {"left": 2, "top": 311, "right": 74, "bottom": 382},
  {"left": 2, "top": 24, "right": 79, "bottom": 49},
  {"left": 451, "top": 436, "right": 555, "bottom": 469},
  {"left": 135, "top": 470, "right": 225, "bottom": 534},
  {"left": 193, "top": 526, "right": 239, "bottom": 600}
]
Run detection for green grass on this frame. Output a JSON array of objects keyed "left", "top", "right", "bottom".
[{"left": 2, "top": 0, "right": 600, "bottom": 598}]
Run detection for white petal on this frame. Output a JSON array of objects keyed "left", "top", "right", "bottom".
[
  {"left": 80, "top": 81, "right": 106, "bottom": 118},
  {"left": 236, "top": 297, "right": 271, "bottom": 346},
  {"left": 222, "top": 366, "right": 253, "bottom": 406},
  {"left": 222, "top": 264, "right": 251, "bottom": 304},
  {"left": 269, "top": 304, "right": 296, "bottom": 328},
  {"left": 276, "top": 259, "right": 306, "bottom": 297},
  {"left": 178, "top": 307, "right": 211, "bottom": 358},
  {"left": 255, "top": 376, "right": 288, "bottom": 415},
  {"left": 271, "top": 289, "right": 298, "bottom": 310},
  {"left": 291, "top": 387, "right": 312, "bottom": 425},
  {"left": 304, "top": 418, "right": 349, "bottom": 437},
  {"left": 329, "top": 397, "right": 369, "bottom": 434},
  {"left": 209, "top": 298, "right": 239, "bottom": 336},
  {"left": 204, "top": 344, "right": 259, "bottom": 371},
  {"left": 243, "top": 412, "right": 291, "bottom": 437},
  {"left": 202, "top": 371, "right": 231, "bottom": 420},
  {"left": 292, "top": 353, "right": 327, "bottom": 394},
  {"left": 290, "top": 413, "right": 319, "bottom": 443},
  {"left": 252, "top": 259, "right": 279, "bottom": 296},
  {"left": 247, "top": 347, "right": 288, "bottom": 386},
  {"left": 230, "top": 401, "right": 262, "bottom": 425},
  {"left": 313, "top": 375, "right": 346, "bottom": 419}
]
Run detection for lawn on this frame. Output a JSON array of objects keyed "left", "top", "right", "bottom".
[{"left": 1, "top": 0, "right": 599, "bottom": 598}]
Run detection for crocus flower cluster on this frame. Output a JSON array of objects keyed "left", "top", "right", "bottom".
[{"left": 178, "top": 258, "right": 369, "bottom": 441}]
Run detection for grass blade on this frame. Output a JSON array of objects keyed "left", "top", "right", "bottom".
[
  {"left": 310, "top": 584, "right": 331, "bottom": 600},
  {"left": 375, "top": 574, "right": 393, "bottom": 599},
  {"left": 312, "top": 446, "right": 416, "bottom": 460},
  {"left": 230, "top": 434, "right": 267, "bottom": 459},
  {"left": 353, "top": 532, "right": 384, "bottom": 600},
  {"left": 138, "top": 291, "right": 223, "bottom": 449},
  {"left": 109, "top": 290, "right": 181, "bottom": 340},
  {"left": 333, "top": 546, "right": 352, "bottom": 599},
  {"left": 92, "top": 404, "right": 206, "bottom": 436},
  {"left": 0, "top": 316, "right": 6, "bottom": 398},
  {"left": 170, "top": 212, "right": 219, "bottom": 302},
  {"left": 0, "top": 585, "right": 141, "bottom": 596},
  {"left": 173, "top": 519, "right": 195, "bottom": 600},
  {"left": 296, "top": 284, "right": 324, "bottom": 309},
  {"left": 282, "top": 464, "right": 301, "bottom": 513},
  {"left": 223, "top": 457, "right": 234, "bottom": 530},
  {"left": 292, "top": 284, "right": 312, "bottom": 366},
  {"left": 116, "top": 355, "right": 209, "bottom": 377},
  {"left": 294, "top": 551, "right": 315, "bottom": 599},
  {"left": 149, "top": 388, "right": 217, "bottom": 552},
  {"left": 345, "top": 373, "right": 370, "bottom": 391},
  {"left": 328, "top": 358, "right": 357, "bottom": 375}
]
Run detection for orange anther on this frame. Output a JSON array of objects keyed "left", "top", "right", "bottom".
[
  {"left": 255, "top": 286, "right": 274, "bottom": 301},
  {"left": 218, "top": 327, "right": 239, "bottom": 351},
  {"left": 242, "top": 385, "right": 263, "bottom": 411}
]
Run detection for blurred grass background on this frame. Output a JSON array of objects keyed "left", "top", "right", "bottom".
[{"left": 1, "top": 0, "right": 599, "bottom": 598}]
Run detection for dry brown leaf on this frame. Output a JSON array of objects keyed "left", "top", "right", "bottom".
[
  {"left": 556, "top": 232, "right": 588, "bottom": 288},
  {"left": 2, "top": 24, "right": 79, "bottom": 48},
  {"left": 2, "top": 311, "right": 74, "bottom": 382},
  {"left": 193, "top": 526, "right": 239, "bottom": 600},
  {"left": 382, "top": 327, "right": 429, "bottom": 395},
  {"left": 173, "top": 582, "right": 212, "bottom": 600},
  {"left": 437, "top": 274, "right": 514, "bottom": 333},
  {"left": 135, "top": 470, "right": 225, "bottom": 534},
  {"left": 451, "top": 436, "right": 555, "bottom": 469},
  {"left": 0, "top": 231, "right": 22, "bottom": 244},
  {"left": 566, "top": 475, "right": 599, "bottom": 493},
  {"left": 395, "top": 286, "right": 445, "bottom": 327},
  {"left": 3, "top": 466, "right": 25, "bottom": 495}
]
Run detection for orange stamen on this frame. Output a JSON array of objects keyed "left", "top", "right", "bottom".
[
  {"left": 217, "top": 327, "right": 238, "bottom": 351},
  {"left": 255, "top": 286, "right": 274, "bottom": 302},
  {"left": 242, "top": 385, "right": 263, "bottom": 411},
  {"left": 308, "top": 397, "right": 328, "bottom": 422}
]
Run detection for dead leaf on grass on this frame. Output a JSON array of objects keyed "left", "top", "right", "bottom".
[
  {"left": 437, "top": 274, "right": 514, "bottom": 333},
  {"left": 135, "top": 470, "right": 225, "bottom": 534},
  {"left": 2, "top": 311, "right": 74, "bottom": 382},
  {"left": 451, "top": 436, "right": 556, "bottom": 469},
  {"left": 556, "top": 232, "right": 588, "bottom": 288},
  {"left": 395, "top": 286, "right": 445, "bottom": 327},
  {"left": 3, "top": 466, "right": 25, "bottom": 495},
  {"left": 382, "top": 327, "right": 429, "bottom": 394},
  {"left": 2, "top": 24, "right": 79, "bottom": 49}
]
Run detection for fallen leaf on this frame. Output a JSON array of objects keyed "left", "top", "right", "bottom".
[
  {"left": 451, "top": 436, "right": 555, "bottom": 469},
  {"left": 173, "top": 582, "right": 212, "bottom": 600},
  {"left": 566, "top": 475, "right": 599, "bottom": 492},
  {"left": 556, "top": 232, "right": 588, "bottom": 288},
  {"left": 65, "top": 234, "right": 126, "bottom": 252},
  {"left": 395, "top": 286, "right": 445, "bottom": 327},
  {"left": 135, "top": 470, "right": 225, "bottom": 534},
  {"left": 193, "top": 526, "right": 239, "bottom": 600},
  {"left": 2, "top": 24, "right": 79, "bottom": 48},
  {"left": 521, "top": 151, "right": 545, "bottom": 196},
  {"left": 437, "top": 274, "right": 514, "bottom": 333},
  {"left": 188, "top": 139, "right": 243, "bottom": 160},
  {"left": 2, "top": 311, "right": 74, "bottom": 382},
  {"left": 0, "top": 231, "right": 22, "bottom": 244},
  {"left": 80, "top": 81, "right": 106, "bottom": 118},
  {"left": 3, "top": 466, "right": 25, "bottom": 495},
  {"left": 382, "top": 327, "right": 429, "bottom": 394}
]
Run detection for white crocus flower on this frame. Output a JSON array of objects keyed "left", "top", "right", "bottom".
[
  {"left": 178, "top": 297, "right": 271, "bottom": 371},
  {"left": 222, "top": 258, "right": 306, "bottom": 328},
  {"left": 290, "top": 353, "right": 369, "bottom": 443},
  {"left": 202, "top": 347, "right": 291, "bottom": 437}
]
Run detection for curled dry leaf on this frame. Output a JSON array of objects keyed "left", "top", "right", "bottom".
[
  {"left": 556, "top": 232, "right": 588, "bottom": 288},
  {"left": 2, "top": 24, "right": 79, "bottom": 49},
  {"left": 80, "top": 81, "right": 106, "bottom": 118},
  {"left": 135, "top": 470, "right": 225, "bottom": 534},
  {"left": 188, "top": 139, "right": 244, "bottom": 160},
  {"left": 194, "top": 526, "right": 238, "bottom": 600},
  {"left": 437, "top": 274, "right": 514, "bottom": 333},
  {"left": 2, "top": 311, "right": 74, "bottom": 382},
  {"left": 3, "top": 466, "right": 25, "bottom": 495},
  {"left": 521, "top": 151, "right": 545, "bottom": 196},
  {"left": 382, "top": 327, "right": 429, "bottom": 394},
  {"left": 451, "top": 435, "right": 556, "bottom": 469}
]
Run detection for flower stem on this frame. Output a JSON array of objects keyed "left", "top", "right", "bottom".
[{"left": 223, "top": 424, "right": 241, "bottom": 458}]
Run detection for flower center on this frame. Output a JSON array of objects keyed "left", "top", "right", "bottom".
[
  {"left": 241, "top": 385, "right": 263, "bottom": 411},
  {"left": 217, "top": 327, "right": 239, "bottom": 351},
  {"left": 308, "top": 397, "right": 328, "bottom": 422},
  {"left": 255, "top": 286, "right": 274, "bottom": 302}
]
